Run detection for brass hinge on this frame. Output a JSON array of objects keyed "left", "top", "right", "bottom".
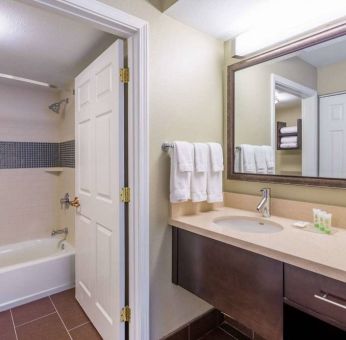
[
  {"left": 120, "top": 305, "right": 131, "bottom": 322},
  {"left": 120, "top": 68, "right": 129, "bottom": 83},
  {"left": 120, "top": 187, "right": 130, "bottom": 203}
]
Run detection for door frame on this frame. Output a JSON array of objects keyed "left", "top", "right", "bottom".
[
  {"left": 270, "top": 74, "right": 318, "bottom": 176},
  {"left": 27, "top": 1, "right": 149, "bottom": 339}
]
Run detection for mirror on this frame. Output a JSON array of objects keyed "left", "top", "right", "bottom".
[{"left": 228, "top": 25, "right": 346, "bottom": 187}]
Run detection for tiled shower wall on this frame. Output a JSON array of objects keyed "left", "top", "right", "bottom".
[{"left": 0, "top": 82, "right": 75, "bottom": 246}]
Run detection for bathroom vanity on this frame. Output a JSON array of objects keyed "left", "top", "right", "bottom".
[{"left": 170, "top": 196, "right": 346, "bottom": 340}]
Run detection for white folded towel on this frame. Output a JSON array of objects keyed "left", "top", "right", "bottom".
[
  {"left": 263, "top": 146, "right": 275, "bottom": 174},
  {"left": 191, "top": 143, "right": 208, "bottom": 202},
  {"left": 208, "top": 143, "right": 224, "bottom": 172},
  {"left": 254, "top": 146, "right": 267, "bottom": 174},
  {"left": 169, "top": 142, "right": 192, "bottom": 203},
  {"left": 207, "top": 143, "right": 223, "bottom": 203},
  {"left": 280, "top": 126, "right": 297, "bottom": 134},
  {"left": 281, "top": 136, "right": 297, "bottom": 144},
  {"left": 175, "top": 141, "right": 194, "bottom": 172},
  {"left": 280, "top": 142, "right": 298, "bottom": 149},
  {"left": 240, "top": 144, "right": 256, "bottom": 173}
]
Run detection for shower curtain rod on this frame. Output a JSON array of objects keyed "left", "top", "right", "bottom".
[{"left": 0, "top": 73, "right": 58, "bottom": 89}]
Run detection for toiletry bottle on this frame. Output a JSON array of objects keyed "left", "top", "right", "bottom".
[{"left": 313, "top": 209, "right": 320, "bottom": 228}]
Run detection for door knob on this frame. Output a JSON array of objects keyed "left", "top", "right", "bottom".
[{"left": 70, "top": 197, "right": 80, "bottom": 208}]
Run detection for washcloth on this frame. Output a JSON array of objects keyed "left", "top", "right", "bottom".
[
  {"left": 254, "top": 146, "right": 267, "bottom": 174},
  {"left": 280, "top": 142, "right": 298, "bottom": 149},
  {"left": 207, "top": 143, "right": 223, "bottom": 203},
  {"left": 191, "top": 143, "right": 208, "bottom": 202},
  {"left": 175, "top": 141, "right": 194, "bottom": 172},
  {"left": 263, "top": 146, "right": 275, "bottom": 174},
  {"left": 240, "top": 144, "right": 256, "bottom": 173},
  {"left": 280, "top": 126, "right": 297, "bottom": 134},
  {"left": 169, "top": 143, "right": 192, "bottom": 203},
  {"left": 281, "top": 136, "right": 297, "bottom": 144}
]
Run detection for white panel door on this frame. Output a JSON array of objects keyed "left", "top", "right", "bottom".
[
  {"left": 75, "top": 40, "right": 125, "bottom": 340},
  {"left": 320, "top": 94, "right": 346, "bottom": 178}
]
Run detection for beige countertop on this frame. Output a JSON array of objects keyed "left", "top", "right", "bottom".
[{"left": 169, "top": 206, "right": 346, "bottom": 283}]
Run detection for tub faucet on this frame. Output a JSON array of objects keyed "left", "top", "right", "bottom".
[
  {"left": 257, "top": 188, "right": 271, "bottom": 218},
  {"left": 51, "top": 228, "right": 68, "bottom": 248}
]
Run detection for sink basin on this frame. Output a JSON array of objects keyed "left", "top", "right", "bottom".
[{"left": 213, "top": 216, "right": 283, "bottom": 233}]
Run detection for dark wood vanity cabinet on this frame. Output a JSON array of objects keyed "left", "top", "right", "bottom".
[
  {"left": 284, "top": 265, "right": 346, "bottom": 331},
  {"left": 172, "top": 227, "right": 284, "bottom": 340}
]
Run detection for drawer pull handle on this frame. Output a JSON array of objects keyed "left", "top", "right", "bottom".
[{"left": 314, "top": 292, "right": 346, "bottom": 310}]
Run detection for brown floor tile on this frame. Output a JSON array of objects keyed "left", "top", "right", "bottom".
[
  {"left": 190, "top": 309, "right": 223, "bottom": 340},
  {"left": 50, "top": 288, "right": 88, "bottom": 330},
  {"left": 202, "top": 328, "right": 235, "bottom": 340},
  {"left": 12, "top": 297, "right": 55, "bottom": 326},
  {"left": 16, "top": 313, "right": 70, "bottom": 340},
  {"left": 0, "top": 310, "right": 17, "bottom": 340},
  {"left": 69, "top": 322, "right": 102, "bottom": 340}
]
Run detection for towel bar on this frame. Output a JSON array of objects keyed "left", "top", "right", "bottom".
[{"left": 162, "top": 142, "right": 174, "bottom": 151}]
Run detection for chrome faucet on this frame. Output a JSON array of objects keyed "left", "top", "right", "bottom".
[
  {"left": 257, "top": 188, "right": 271, "bottom": 217},
  {"left": 51, "top": 228, "right": 68, "bottom": 249}
]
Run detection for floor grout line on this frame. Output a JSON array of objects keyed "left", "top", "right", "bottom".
[
  {"left": 15, "top": 311, "right": 57, "bottom": 328},
  {"left": 9, "top": 309, "right": 19, "bottom": 340},
  {"left": 49, "top": 296, "right": 73, "bottom": 340},
  {"left": 68, "top": 320, "right": 90, "bottom": 332}
]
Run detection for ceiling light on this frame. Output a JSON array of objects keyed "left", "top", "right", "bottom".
[{"left": 235, "top": 0, "right": 346, "bottom": 56}]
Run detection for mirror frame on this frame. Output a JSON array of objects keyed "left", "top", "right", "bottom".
[{"left": 227, "top": 23, "right": 346, "bottom": 188}]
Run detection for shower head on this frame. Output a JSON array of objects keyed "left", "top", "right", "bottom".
[{"left": 49, "top": 98, "right": 69, "bottom": 114}]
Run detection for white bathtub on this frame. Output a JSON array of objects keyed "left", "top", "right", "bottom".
[{"left": 0, "top": 238, "right": 75, "bottom": 311}]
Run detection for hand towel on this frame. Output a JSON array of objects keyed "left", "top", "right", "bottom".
[
  {"left": 254, "top": 146, "right": 267, "bottom": 174},
  {"left": 280, "top": 126, "right": 297, "bottom": 134},
  {"left": 280, "top": 142, "right": 298, "bottom": 149},
  {"left": 208, "top": 143, "right": 224, "bottom": 172},
  {"left": 191, "top": 143, "right": 208, "bottom": 202},
  {"left": 281, "top": 136, "right": 297, "bottom": 144},
  {"left": 169, "top": 144, "right": 191, "bottom": 203},
  {"left": 234, "top": 147, "right": 241, "bottom": 173},
  {"left": 263, "top": 146, "right": 275, "bottom": 174},
  {"left": 175, "top": 141, "right": 194, "bottom": 172},
  {"left": 241, "top": 144, "right": 256, "bottom": 173},
  {"left": 207, "top": 143, "right": 223, "bottom": 203}
]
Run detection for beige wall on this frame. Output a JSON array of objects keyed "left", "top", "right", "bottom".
[
  {"left": 0, "top": 82, "right": 60, "bottom": 245},
  {"left": 224, "top": 40, "right": 346, "bottom": 210},
  {"left": 318, "top": 59, "right": 346, "bottom": 95},
  {"left": 58, "top": 86, "right": 75, "bottom": 245},
  {"left": 234, "top": 56, "right": 317, "bottom": 146},
  {"left": 0, "top": 82, "right": 75, "bottom": 246},
  {"left": 100, "top": 1, "right": 224, "bottom": 339}
]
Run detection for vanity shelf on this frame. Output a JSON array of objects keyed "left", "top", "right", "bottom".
[{"left": 276, "top": 119, "right": 302, "bottom": 150}]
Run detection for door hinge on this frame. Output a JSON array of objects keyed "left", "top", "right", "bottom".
[
  {"left": 120, "top": 68, "right": 129, "bottom": 83},
  {"left": 120, "top": 187, "right": 131, "bottom": 203},
  {"left": 120, "top": 305, "right": 131, "bottom": 323}
]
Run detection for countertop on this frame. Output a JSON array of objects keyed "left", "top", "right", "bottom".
[{"left": 169, "top": 206, "right": 346, "bottom": 283}]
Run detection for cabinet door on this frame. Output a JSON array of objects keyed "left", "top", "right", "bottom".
[{"left": 173, "top": 228, "right": 283, "bottom": 340}]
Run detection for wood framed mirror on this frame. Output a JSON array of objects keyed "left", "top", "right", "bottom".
[{"left": 227, "top": 23, "right": 346, "bottom": 188}]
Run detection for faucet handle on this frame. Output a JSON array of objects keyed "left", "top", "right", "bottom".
[{"left": 260, "top": 188, "right": 271, "bottom": 197}]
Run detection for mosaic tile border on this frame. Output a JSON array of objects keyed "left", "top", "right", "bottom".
[{"left": 0, "top": 140, "right": 75, "bottom": 169}]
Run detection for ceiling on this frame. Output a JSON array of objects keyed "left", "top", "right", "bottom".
[
  {"left": 0, "top": 0, "right": 117, "bottom": 88},
  {"left": 297, "top": 35, "right": 346, "bottom": 68},
  {"left": 165, "top": 0, "right": 268, "bottom": 40}
]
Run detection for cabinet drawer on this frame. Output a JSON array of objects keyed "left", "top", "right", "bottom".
[{"left": 285, "top": 265, "right": 346, "bottom": 329}]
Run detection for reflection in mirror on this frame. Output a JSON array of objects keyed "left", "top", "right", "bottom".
[{"left": 233, "top": 34, "right": 346, "bottom": 179}]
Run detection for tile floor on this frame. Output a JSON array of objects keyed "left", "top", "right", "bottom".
[
  {"left": 201, "top": 322, "right": 251, "bottom": 340},
  {"left": 0, "top": 288, "right": 101, "bottom": 340}
]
